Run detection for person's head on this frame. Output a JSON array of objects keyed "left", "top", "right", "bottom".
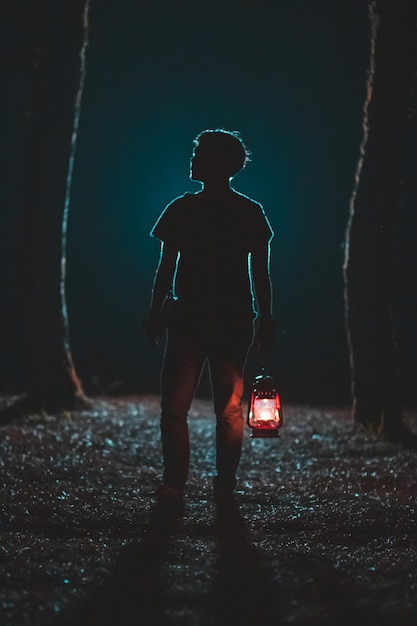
[{"left": 190, "top": 128, "right": 251, "bottom": 184}]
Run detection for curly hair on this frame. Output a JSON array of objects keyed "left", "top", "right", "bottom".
[{"left": 193, "top": 128, "right": 251, "bottom": 178}]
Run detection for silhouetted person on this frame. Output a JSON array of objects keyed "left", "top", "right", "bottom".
[{"left": 144, "top": 129, "right": 274, "bottom": 505}]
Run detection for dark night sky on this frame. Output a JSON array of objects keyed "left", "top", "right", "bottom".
[{"left": 4, "top": 0, "right": 414, "bottom": 405}]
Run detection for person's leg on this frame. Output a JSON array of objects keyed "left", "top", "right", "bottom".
[
  {"left": 160, "top": 331, "right": 205, "bottom": 492},
  {"left": 208, "top": 338, "right": 251, "bottom": 493}
]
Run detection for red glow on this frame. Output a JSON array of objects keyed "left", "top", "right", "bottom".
[{"left": 247, "top": 373, "right": 283, "bottom": 438}]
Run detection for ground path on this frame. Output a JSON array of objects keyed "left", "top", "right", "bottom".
[{"left": 1, "top": 396, "right": 416, "bottom": 625}]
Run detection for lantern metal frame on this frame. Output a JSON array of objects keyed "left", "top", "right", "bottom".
[{"left": 247, "top": 372, "right": 283, "bottom": 438}]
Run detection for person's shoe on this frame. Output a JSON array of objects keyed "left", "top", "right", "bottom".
[
  {"left": 213, "top": 483, "right": 235, "bottom": 504},
  {"left": 154, "top": 484, "right": 184, "bottom": 505}
]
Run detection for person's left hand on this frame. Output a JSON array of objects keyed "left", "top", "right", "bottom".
[{"left": 143, "top": 313, "right": 164, "bottom": 346}]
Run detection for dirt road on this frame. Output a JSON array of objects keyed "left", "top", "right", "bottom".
[{"left": 1, "top": 396, "right": 416, "bottom": 625}]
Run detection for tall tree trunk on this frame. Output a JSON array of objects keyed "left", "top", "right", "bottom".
[
  {"left": 343, "top": 0, "right": 417, "bottom": 440},
  {"left": 17, "top": 0, "right": 91, "bottom": 412}
]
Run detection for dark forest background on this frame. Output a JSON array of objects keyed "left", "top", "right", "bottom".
[{"left": 1, "top": 0, "right": 416, "bottom": 406}]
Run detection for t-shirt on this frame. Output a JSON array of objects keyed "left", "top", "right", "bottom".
[{"left": 150, "top": 190, "right": 273, "bottom": 322}]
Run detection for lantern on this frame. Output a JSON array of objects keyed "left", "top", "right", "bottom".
[{"left": 247, "top": 372, "right": 283, "bottom": 438}]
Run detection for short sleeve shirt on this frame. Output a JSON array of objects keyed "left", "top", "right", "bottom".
[{"left": 150, "top": 190, "right": 273, "bottom": 321}]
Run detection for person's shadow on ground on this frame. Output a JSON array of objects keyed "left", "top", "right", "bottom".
[
  {"left": 59, "top": 502, "right": 182, "bottom": 626},
  {"left": 213, "top": 497, "right": 281, "bottom": 625},
  {"left": 60, "top": 498, "right": 280, "bottom": 625}
]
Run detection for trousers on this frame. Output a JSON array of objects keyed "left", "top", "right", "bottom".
[{"left": 159, "top": 320, "right": 253, "bottom": 491}]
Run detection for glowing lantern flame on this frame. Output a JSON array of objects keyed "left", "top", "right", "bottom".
[{"left": 247, "top": 372, "right": 283, "bottom": 438}]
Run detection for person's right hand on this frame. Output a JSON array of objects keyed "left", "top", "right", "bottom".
[{"left": 143, "top": 313, "right": 164, "bottom": 346}]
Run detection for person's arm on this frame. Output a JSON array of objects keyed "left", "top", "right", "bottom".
[
  {"left": 250, "top": 241, "right": 275, "bottom": 352},
  {"left": 143, "top": 241, "right": 178, "bottom": 345}
]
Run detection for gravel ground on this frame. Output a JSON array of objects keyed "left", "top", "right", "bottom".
[{"left": 1, "top": 395, "right": 416, "bottom": 626}]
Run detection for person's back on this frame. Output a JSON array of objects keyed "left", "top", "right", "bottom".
[
  {"left": 144, "top": 129, "right": 275, "bottom": 507},
  {"left": 151, "top": 187, "right": 272, "bottom": 325}
]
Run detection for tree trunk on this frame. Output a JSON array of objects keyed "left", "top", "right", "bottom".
[
  {"left": 17, "top": 0, "right": 91, "bottom": 412},
  {"left": 343, "top": 0, "right": 417, "bottom": 440}
]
